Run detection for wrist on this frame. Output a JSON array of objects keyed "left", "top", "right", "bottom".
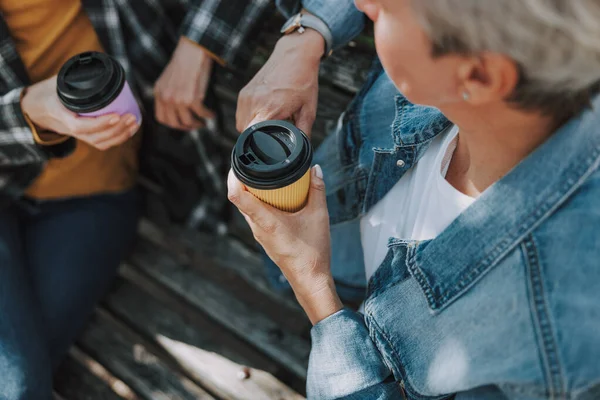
[
  {"left": 21, "top": 86, "right": 44, "bottom": 131},
  {"left": 293, "top": 275, "right": 343, "bottom": 325},
  {"left": 276, "top": 29, "right": 324, "bottom": 65}
]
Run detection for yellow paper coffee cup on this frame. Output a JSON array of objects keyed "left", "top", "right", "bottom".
[{"left": 231, "top": 120, "right": 313, "bottom": 212}]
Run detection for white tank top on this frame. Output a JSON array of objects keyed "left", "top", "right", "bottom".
[{"left": 360, "top": 125, "right": 476, "bottom": 280}]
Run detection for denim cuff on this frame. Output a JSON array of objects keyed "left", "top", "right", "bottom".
[
  {"left": 277, "top": 0, "right": 366, "bottom": 50},
  {"left": 303, "top": 0, "right": 365, "bottom": 49},
  {"left": 308, "top": 309, "right": 394, "bottom": 399}
]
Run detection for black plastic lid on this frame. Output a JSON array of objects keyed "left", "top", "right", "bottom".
[
  {"left": 231, "top": 120, "right": 313, "bottom": 189},
  {"left": 57, "top": 52, "right": 125, "bottom": 113}
]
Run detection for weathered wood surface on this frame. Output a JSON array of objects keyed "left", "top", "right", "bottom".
[
  {"left": 137, "top": 219, "right": 307, "bottom": 331},
  {"left": 78, "top": 308, "right": 216, "bottom": 399},
  {"left": 54, "top": 347, "right": 139, "bottom": 400},
  {"left": 127, "top": 238, "right": 311, "bottom": 380},
  {"left": 109, "top": 272, "right": 304, "bottom": 399}
]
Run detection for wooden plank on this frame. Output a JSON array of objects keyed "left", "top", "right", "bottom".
[
  {"left": 127, "top": 237, "right": 311, "bottom": 380},
  {"left": 53, "top": 392, "right": 66, "bottom": 400},
  {"left": 76, "top": 309, "right": 215, "bottom": 400},
  {"left": 137, "top": 219, "right": 310, "bottom": 335},
  {"left": 54, "top": 347, "right": 138, "bottom": 400},
  {"left": 53, "top": 392, "right": 67, "bottom": 400},
  {"left": 106, "top": 276, "right": 305, "bottom": 399}
]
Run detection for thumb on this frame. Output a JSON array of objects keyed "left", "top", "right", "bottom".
[
  {"left": 294, "top": 105, "right": 315, "bottom": 137},
  {"left": 246, "top": 111, "right": 273, "bottom": 131},
  {"left": 306, "top": 165, "right": 327, "bottom": 210}
]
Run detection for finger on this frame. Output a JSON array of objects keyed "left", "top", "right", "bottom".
[
  {"left": 235, "top": 90, "right": 250, "bottom": 132},
  {"left": 305, "top": 164, "right": 328, "bottom": 210},
  {"left": 93, "top": 129, "right": 133, "bottom": 150},
  {"left": 164, "top": 104, "right": 184, "bottom": 130},
  {"left": 294, "top": 105, "right": 316, "bottom": 137},
  {"left": 190, "top": 102, "right": 215, "bottom": 121},
  {"left": 227, "top": 169, "right": 277, "bottom": 224},
  {"left": 246, "top": 109, "right": 287, "bottom": 130},
  {"left": 176, "top": 106, "right": 201, "bottom": 130},
  {"left": 70, "top": 113, "right": 121, "bottom": 135},
  {"left": 155, "top": 97, "right": 166, "bottom": 125},
  {"left": 83, "top": 114, "right": 134, "bottom": 141},
  {"left": 84, "top": 116, "right": 138, "bottom": 148}
]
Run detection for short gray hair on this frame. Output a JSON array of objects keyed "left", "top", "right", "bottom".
[{"left": 411, "top": 0, "right": 600, "bottom": 121}]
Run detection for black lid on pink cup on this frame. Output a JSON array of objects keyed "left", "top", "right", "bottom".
[
  {"left": 57, "top": 51, "right": 125, "bottom": 113},
  {"left": 231, "top": 120, "right": 313, "bottom": 190}
]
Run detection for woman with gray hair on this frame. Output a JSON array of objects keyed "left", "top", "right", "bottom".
[{"left": 231, "top": 0, "right": 600, "bottom": 398}]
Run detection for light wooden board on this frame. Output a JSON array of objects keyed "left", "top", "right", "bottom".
[
  {"left": 107, "top": 275, "right": 305, "bottom": 399},
  {"left": 137, "top": 219, "right": 310, "bottom": 335},
  {"left": 76, "top": 309, "right": 215, "bottom": 400},
  {"left": 127, "top": 238, "right": 311, "bottom": 380},
  {"left": 54, "top": 347, "right": 139, "bottom": 400}
]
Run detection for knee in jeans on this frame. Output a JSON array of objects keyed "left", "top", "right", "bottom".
[{"left": 0, "top": 351, "right": 52, "bottom": 400}]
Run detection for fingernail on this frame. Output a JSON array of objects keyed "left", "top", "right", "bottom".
[
  {"left": 109, "top": 116, "right": 119, "bottom": 125},
  {"left": 127, "top": 115, "right": 137, "bottom": 125},
  {"left": 313, "top": 164, "right": 323, "bottom": 179},
  {"left": 130, "top": 125, "right": 138, "bottom": 136}
]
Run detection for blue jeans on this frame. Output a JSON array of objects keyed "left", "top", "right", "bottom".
[{"left": 0, "top": 190, "right": 138, "bottom": 400}]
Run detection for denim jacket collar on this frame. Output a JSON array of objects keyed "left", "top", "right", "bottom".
[
  {"left": 392, "top": 96, "right": 451, "bottom": 147},
  {"left": 408, "top": 95, "right": 600, "bottom": 313}
]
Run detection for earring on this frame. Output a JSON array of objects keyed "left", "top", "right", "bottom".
[{"left": 462, "top": 91, "right": 470, "bottom": 101}]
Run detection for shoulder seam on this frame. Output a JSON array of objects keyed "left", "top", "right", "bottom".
[{"left": 523, "top": 234, "right": 567, "bottom": 399}]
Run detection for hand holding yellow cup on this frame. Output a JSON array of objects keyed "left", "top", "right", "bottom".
[{"left": 231, "top": 120, "right": 314, "bottom": 212}]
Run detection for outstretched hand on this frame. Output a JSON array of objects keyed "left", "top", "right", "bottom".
[
  {"left": 21, "top": 76, "right": 139, "bottom": 150},
  {"left": 154, "top": 37, "right": 215, "bottom": 131},
  {"left": 236, "top": 30, "right": 323, "bottom": 135}
]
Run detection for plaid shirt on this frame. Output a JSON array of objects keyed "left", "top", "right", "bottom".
[{"left": 0, "top": 0, "right": 270, "bottom": 208}]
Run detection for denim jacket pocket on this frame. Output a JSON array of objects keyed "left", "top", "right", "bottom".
[
  {"left": 363, "top": 147, "right": 414, "bottom": 212},
  {"left": 366, "top": 239, "right": 416, "bottom": 302}
]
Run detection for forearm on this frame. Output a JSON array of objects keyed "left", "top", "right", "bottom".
[
  {"left": 292, "top": 274, "right": 344, "bottom": 325},
  {"left": 181, "top": 0, "right": 272, "bottom": 69}
]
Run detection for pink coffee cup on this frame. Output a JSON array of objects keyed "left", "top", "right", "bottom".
[{"left": 57, "top": 51, "right": 141, "bottom": 123}]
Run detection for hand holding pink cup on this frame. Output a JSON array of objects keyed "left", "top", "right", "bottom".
[{"left": 57, "top": 51, "right": 141, "bottom": 124}]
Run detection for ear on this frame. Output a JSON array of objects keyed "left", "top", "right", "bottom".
[{"left": 458, "top": 53, "right": 520, "bottom": 105}]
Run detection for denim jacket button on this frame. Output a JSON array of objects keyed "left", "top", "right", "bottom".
[{"left": 396, "top": 159, "right": 406, "bottom": 167}]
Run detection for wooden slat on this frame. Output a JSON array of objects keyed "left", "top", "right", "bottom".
[
  {"left": 53, "top": 392, "right": 67, "bottom": 400},
  {"left": 137, "top": 219, "right": 310, "bottom": 335},
  {"left": 127, "top": 237, "right": 311, "bottom": 380},
  {"left": 54, "top": 347, "right": 138, "bottom": 400},
  {"left": 106, "top": 276, "right": 304, "bottom": 399},
  {"left": 76, "top": 309, "right": 215, "bottom": 400}
]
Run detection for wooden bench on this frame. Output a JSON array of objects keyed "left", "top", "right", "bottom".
[{"left": 53, "top": 9, "right": 374, "bottom": 399}]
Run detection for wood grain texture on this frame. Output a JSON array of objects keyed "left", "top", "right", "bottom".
[
  {"left": 54, "top": 347, "right": 139, "bottom": 400},
  {"left": 127, "top": 237, "right": 311, "bottom": 380},
  {"left": 137, "top": 219, "right": 310, "bottom": 334},
  {"left": 107, "top": 275, "right": 305, "bottom": 399},
  {"left": 76, "top": 309, "right": 215, "bottom": 400}
]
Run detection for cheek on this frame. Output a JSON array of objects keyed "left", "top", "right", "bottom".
[{"left": 374, "top": 20, "right": 457, "bottom": 105}]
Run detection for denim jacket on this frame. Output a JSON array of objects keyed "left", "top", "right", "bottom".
[{"left": 277, "top": 2, "right": 600, "bottom": 399}]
